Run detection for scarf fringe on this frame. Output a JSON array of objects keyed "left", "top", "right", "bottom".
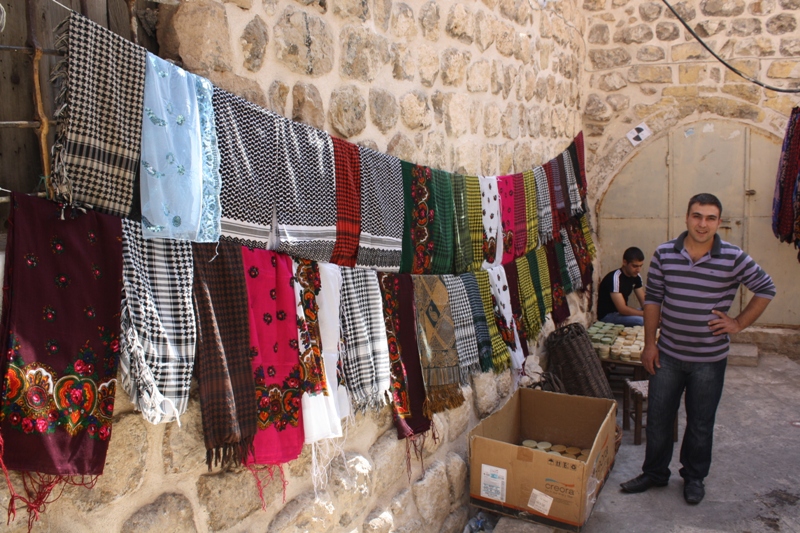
[
  {"left": 206, "top": 436, "right": 255, "bottom": 471},
  {"left": 246, "top": 463, "right": 288, "bottom": 510},
  {"left": 49, "top": 14, "right": 74, "bottom": 207},
  {"left": 422, "top": 384, "right": 465, "bottom": 419}
]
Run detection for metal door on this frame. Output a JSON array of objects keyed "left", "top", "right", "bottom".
[{"left": 597, "top": 120, "right": 798, "bottom": 326}]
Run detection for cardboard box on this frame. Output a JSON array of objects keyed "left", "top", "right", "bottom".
[{"left": 468, "top": 388, "right": 617, "bottom": 532}]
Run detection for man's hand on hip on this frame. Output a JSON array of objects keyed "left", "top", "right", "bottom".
[
  {"left": 641, "top": 344, "right": 660, "bottom": 375},
  {"left": 709, "top": 310, "right": 742, "bottom": 335}
]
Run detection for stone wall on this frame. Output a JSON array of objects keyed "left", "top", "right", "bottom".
[
  {"left": 583, "top": 0, "right": 800, "bottom": 204},
  {"left": 0, "top": 0, "right": 592, "bottom": 531}
]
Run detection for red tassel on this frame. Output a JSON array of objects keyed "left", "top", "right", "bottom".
[{"left": 246, "top": 463, "right": 288, "bottom": 510}]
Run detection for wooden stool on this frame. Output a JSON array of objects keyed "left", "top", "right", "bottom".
[{"left": 623, "top": 379, "right": 679, "bottom": 445}]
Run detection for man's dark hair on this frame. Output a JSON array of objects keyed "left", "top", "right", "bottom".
[
  {"left": 687, "top": 193, "right": 723, "bottom": 217},
  {"left": 623, "top": 247, "right": 645, "bottom": 263}
]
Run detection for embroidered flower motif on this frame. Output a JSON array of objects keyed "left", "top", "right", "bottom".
[
  {"left": 6, "top": 333, "right": 20, "bottom": 362},
  {"left": 273, "top": 342, "right": 279, "bottom": 353},
  {"left": 21, "top": 418, "right": 34, "bottom": 433},
  {"left": 277, "top": 310, "right": 286, "bottom": 321},
  {"left": 250, "top": 346, "right": 258, "bottom": 359},
  {"left": 249, "top": 266, "right": 259, "bottom": 278},
  {"left": 54, "top": 274, "right": 70, "bottom": 288},
  {"left": 91, "top": 264, "right": 102, "bottom": 280},
  {"left": 43, "top": 306, "right": 56, "bottom": 322},
  {"left": 51, "top": 236, "right": 65, "bottom": 254},
  {"left": 270, "top": 289, "right": 277, "bottom": 300},
  {"left": 267, "top": 366, "right": 276, "bottom": 377},
  {"left": 263, "top": 313, "right": 272, "bottom": 325},
  {"left": 271, "top": 256, "right": 278, "bottom": 268},
  {"left": 288, "top": 339, "right": 298, "bottom": 350},
  {"left": 87, "top": 231, "right": 97, "bottom": 244},
  {"left": 45, "top": 340, "right": 59, "bottom": 355},
  {"left": 172, "top": 216, "right": 182, "bottom": 227},
  {"left": 84, "top": 306, "right": 96, "bottom": 319},
  {"left": 24, "top": 253, "right": 38, "bottom": 268}
]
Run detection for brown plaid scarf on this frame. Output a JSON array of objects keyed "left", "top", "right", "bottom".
[
  {"left": 192, "top": 242, "right": 256, "bottom": 468},
  {"left": 330, "top": 137, "right": 362, "bottom": 267}
]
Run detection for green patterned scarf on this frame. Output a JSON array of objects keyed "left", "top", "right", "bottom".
[
  {"left": 451, "top": 173, "right": 473, "bottom": 274},
  {"left": 515, "top": 255, "right": 542, "bottom": 340},
  {"left": 474, "top": 270, "right": 510, "bottom": 373},
  {"left": 430, "top": 169, "right": 455, "bottom": 275},
  {"left": 465, "top": 175, "right": 484, "bottom": 272},
  {"left": 523, "top": 170, "right": 539, "bottom": 254}
]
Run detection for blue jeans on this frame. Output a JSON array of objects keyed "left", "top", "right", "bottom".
[
  {"left": 600, "top": 312, "right": 643, "bottom": 327},
  {"left": 642, "top": 353, "right": 727, "bottom": 483}
]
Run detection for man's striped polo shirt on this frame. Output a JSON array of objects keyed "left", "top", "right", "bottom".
[{"left": 644, "top": 232, "right": 776, "bottom": 362}]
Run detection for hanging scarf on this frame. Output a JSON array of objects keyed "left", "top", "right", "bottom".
[
  {"left": 480, "top": 176, "right": 503, "bottom": 268},
  {"left": 497, "top": 174, "right": 516, "bottom": 265},
  {"left": 533, "top": 166, "right": 554, "bottom": 245},
  {"left": 412, "top": 276, "right": 465, "bottom": 415},
  {"left": 580, "top": 211, "right": 597, "bottom": 259},
  {"left": 339, "top": 268, "right": 392, "bottom": 412},
  {"left": 522, "top": 169, "right": 539, "bottom": 253},
  {"left": 572, "top": 132, "right": 587, "bottom": 198},
  {"left": 465, "top": 175, "right": 485, "bottom": 272},
  {"left": 474, "top": 270, "right": 511, "bottom": 373},
  {"left": 401, "top": 162, "right": 435, "bottom": 274},
  {"left": 357, "top": 146, "right": 404, "bottom": 270},
  {"left": 192, "top": 241, "right": 256, "bottom": 468},
  {"left": 562, "top": 151, "right": 583, "bottom": 217},
  {"left": 554, "top": 237, "right": 573, "bottom": 295},
  {"left": 527, "top": 247, "right": 553, "bottom": 321},
  {"left": 451, "top": 173, "right": 473, "bottom": 274},
  {"left": 441, "top": 275, "right": 481, "bottom": 383},
  {"left": 560, "top": 227, "right": 584, "bottom": 292},
  {"left": 293, "top": 259, "right": 342, "bottom": 444},
  {"left": 139, "top": 53, "right": 221, "bottom": 242},
  {"left": 515, "top": 255, "right": 542, "bottom": 340},
  {"left": 458, "top": 273, "right": 495, "bottom": 373},
  {"left": 513, "top": 173, "right": 528, "bottom": 258},
  {"left": 394, "top": 275, "right": 432, "bottom": 439},
  {"left": 545, "top": 160, "right": 565, "bottom": 237},
  {"left": 377, "top": 273, "right": 413, "bottom": 433},
  {"left": 275, "top": 120, "right": 337, "bottom": 263},
  {"left": 565, "top": 217, "right": 594, "bottom": 290},
  {"left": 430, "top": 170, "right": 455, "bottom": 274},
  {"left": 487, "top": 266, "right": 525, "bottom": 370},
  {"left": 120, "top": 220, "right": 195, "bottom": 425},
  {"left": 0, "top": 194, "right": 122, "bottom": 523},
  {"left": 240, "top": 249, "right": 304, "bottom": 466},
  {"left": 330, "top": 137, "right": 361, "bottom": 267},
  {"left": 213, "top": 88, "right": 278, "bottom": 249},
  {"left": 544, "top": 240, "right": 571, "bottom": 325},
  {"left": 775, "top": 108, "right": 800, "bottom": 242},
  {"left": 501, "top": 261, "right": 529, "bottom": 358},
  {"left": 50, "top": 13, "right": 146, "bottom": 217},
  {"left": 316, "top": 264, "right": 352, "bottom": 421}
]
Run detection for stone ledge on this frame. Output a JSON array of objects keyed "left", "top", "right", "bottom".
[{"left": 729, "top": 343, "right": 759, "bottom": 367}]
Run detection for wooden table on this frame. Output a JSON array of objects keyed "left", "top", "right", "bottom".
[{"left": 600, "top": 358, "right": 649, "bottom": 395}]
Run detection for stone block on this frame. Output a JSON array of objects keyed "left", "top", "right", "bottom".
[
  {"left": 420, "top": 1, "right": 440, "bottom": 41},
  {"left": 329, "top": 452, "right": 374, "bottom": 525},
  {"left": 588, "top": 24, "right": 610, "bottom": 44},
  {"left": 446, "top": 4, "right": 474, "bottom": 44},
  {"left": 424, "top": 412, "right": 448, "bottom": 456},
  {"left": 412, "top": 461, "right": 450, "bottom": 527},
  {"left": 267, "top": 80, "right": 289, "bottom": 115},
  {"left": 198, "top": 469, "right": 269, "bottom": 531},
  {"left": 391, "top": 43, "right": 415, "bottom": 81},
  {"left": 734, "top": 36, "right": 776, "bottom": 56},
  {"left": 539, "top": 107, "right": 552, "bottom": 138},
  {"left": 121, "top": 493, "right": 196, "bottom": 533},
  {"left": 501, "top": 103, "right": 521, "bottom": 139},
  {"left": 613, "top": 23, "right": 654, "bottom": 44},
  {"left": 656, "top": 21, "right": 681, "bottom": 40},
  {"left": 767, "top": 60, "right": 800, "bottom": 78},
  {"left": 781, "top": 0, "right": 800, "bottom": 7},
  {"left": 496, "top": 368, "right": 512, "bottom": 398},
  {"left": 729, "top": 343, "right": 759, "bottom": 366},
  {"left": 292, "top": 82, "right": 325, "bottom": 129},
  {"left": 637, "top": 44, "right": 666, "bottom": 61},
  {"left": 607, "top": 94, "right": 630, "bottom": 111},
  {"left": 514, "top": 33, "right": 533, "bottom": 65},
  {"left": 640, "top": 2, "right": 663, "bottom": 21},
  {"left": 664, "top": 0, "right": 697, "bottom": 20},
  {"left": 445, "top": 452, "right": 468, "bottom": 504},
  {"left": 441, "top": 507, "right": 469, "bottom": 533},
  {"left": 679, "top": 64, "right": 707, "bottom": 83},
  {"left": 418, "top": 46, "right": 440, "bottom": 87},
  {"left": 589, "top": 48, "right": 632, "bottom": 69},
  {"left": 364, "top": 509, "right": 394, "bottom": 533},
  {"left": 722, "top": 83, "right": 761, "bottom": 103},
  {"left": 441, "top": 48, "right": 472, "bottom": 86},
  {"left": 780, "top": 38, "right": 800, "bottom": 56},
  {"left": 484, "top": 103, "right": 502, "bottom": 137},
  {"left": 585, "top": 93, "right": 611, "bottom": 121},
  {"left": 495, "top": 20, "right": 516, "bottom": 57},
  {"left": 330, "top": 84, "right": 366, "bottom": 138},
  {"left": 724, "top": 59, "right": 759, "bottom": 81},
  {"left": 267, "top": 490, "right": 337, "bottom": 532},
  {"left": 698, "top": 96, "right": 764, "bottom": 120},
  {"left": 453, "top": 141, "right": 480, "bottom": 174},
  {"left": 503, "top": 65, "right": 519, "bottom": 100},
  {"left": 369, "top": 429, "right": 410, "bottom": 496},
  {"left": 766, "top": 13, "right": 797, "bottom": 34},
  {"left": 369, "top": 88, "right": 399, "bottom": 133},
  {"left": 522, "top": 68, "right": 536, "bottom": 101},
  {"left": 583, "top": 0, "right": 606, "bottom": 11},
  {"left": 471, "top": 101, "right": 483, "bottom": 134},
  {"left": 475, "top": 11, "right": 496, "bottom": 52},
  {"left": 340, "top": 25, "right": 390, "bottom": 82},
  {"left": 162, "top": 394, "right": 205, "bottom": 475},
  {"left": 628, "top": 65, "right": 673, "bottom": 83},
  {"left": 695, "top": 20, "right": 727, "bottom": 37},
  {"left": 765, "top": 93, "right": 795, "bottom": 115},
  {"left": 672, "top": 42, "right": 711, "bottom": 61},
  {"left": 663, "top": 85, "right": 700, "bottom": 97},
  {"left": 373, "top": 0, "right": 391, "bottom": 31},
  {"left": 730, "top": 18, "right": 761, "bottom": 36},
  {"left": 471, "top": 371, "right": 499, "bottom": 416},
  {"left": 274, "top": 6, "right": 333, "bottom": 76},
  {"left": 750, "top": 0, "right": 776, "bottom": 14},
  {"left": 526, "top": 106, "right": 542, "bottom": 138},
  {"left": 701, "top": 0, "right": 745, "bottom": 15},
  {"left": 333, "top": 0, "right": 370, "bottom": 20},
  {"left": 599, "top": 71, "right": 628, "bottom": 91},
  {"left": 480, "top": 144, "right": 498, "bottom": 175},
  {"left": 387, "top": 133, "right": 416, "bottom": 160},
  {"left": 424, "top": 131, "right": 447, "bottom": 169},
  {"left": 241, "top": 15, "right": 268, "bottom": 72},
  {"left": 162, "top": 0, "right": 233, "bottom": 74},
  {"left": 207, "top": 71, "right": 268, "bottom": 107},
  {"left": 514, "top": 140, "right": 535, "bottom": 170},
  {"left": 467, "top": 60, "right": 490, "bottom": 93},
  {"left": 444, "top": 93, "right": 471, "bottom": 137},
  {"left": 391, "top": 3, "right": 418, "bottom": 40}
]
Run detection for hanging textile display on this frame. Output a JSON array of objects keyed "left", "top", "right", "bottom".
[
  {"left": 497, "top": 174, "right": 517, "bottom": 265},
  {"left": 330, "top": 138, "right": 362, "bottom": 268},
  {"left": 275, "top": 119, "right": 337, "bottom": 263},
  {"left": 773, "top": 107, "right": 800, "bottom": 251},
  {"left": 544, "top": 240, "right": 571, "bottom": 325},
  {"left": 241, "top": 249, "right": 304, "bottom": 465},
  {"left": 357, "top": 146, "right": 404, "bottom": 270},
  {"left": 544, "top": 159, "right": 566, "bottom": 237},
  {"left": 501, "top": 261, "right": 529, "bottom": 358},
  {"left": 458, "top": 272, "right": 495, "bottom": 373},
  {"left": 339, "top": 268, "right": 392, "bottom": 411},
  {"left": 50, "top": 13, "right": 146, "bottom": 218},
  {"left": 487, "top": 266, "right": 525, "bottom": 370},
  {"left": 119, "top": 220, "right": 195, "bottom": 424},
  {"left": 515, "top": 255, "right": 542, "bottom": 340},
  {"left": 139, "top": 53, "right": 221, "bottom": 242},
  {"left": 522, "top": 169, "right": 539, "bottom": 253},
  {"left": 479, "top": 176, "right": 503, "bottom": 268},
  {"left": 513, "top": 173, "right": 528, "bottom": 258},
  {"left": 571, "top": 132, "right": 587, "bottom": 198},
  {"left": 527, "top": 247, "right": 552, "bottom": 323},
  {"left": 559, "top": 227, "right": 583, "bottom": 292},
  {"left": 533, "top": 166, "right": 554, "bottom": 245},
  {"left": 562, "top": 151, "right": 583, "bottom": 217},
  {"left": 400, "top": 162, "right": 439, "bottom": 274},
  {"left": 192, "top": 241, "right": 256, "bottom": 468},
  {"left": 565, "top": 217, "right": 594, "bottom": 290},
  {"left": 442, "top": 275, "right": 481, "bottom": 383},
  {"left": 316, "top": 263, "right": 352, "bottom": 421},
  {"left": 430, "top": 170, "right": 455, "bottom": 275},
  {"left": 293, "top": 258, "right": 342, "bottom": 443},
  {"left": 473, "top": 270, "right": 511, "bottom": 373},
  {"left": 412, "top": 276, "right": 465, "bottom": 415},
  {"left": 213, "top": 88, "right": 279, "bottom": 249},
  {"left": 451, "top": 173, "right": 473, "bottom": 274},
  {"left": 465, "top": 175, "right": 485, "bottom": 272},
  {"left": 0, "top": 194, "right": 122, "bottom": 521}
]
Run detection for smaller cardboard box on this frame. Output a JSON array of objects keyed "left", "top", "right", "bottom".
[{"left": 469, "top": 388, "right": 617, "bottom": 532}]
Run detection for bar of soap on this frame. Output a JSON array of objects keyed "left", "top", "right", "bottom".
[
  {"left": 522, "top": 439, "right": 538, "bottom": 448},
  {"left": 536, "top": 441, "right": 552, "bottom": 452}
]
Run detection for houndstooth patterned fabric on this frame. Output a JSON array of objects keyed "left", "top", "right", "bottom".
[
  {"left": 357, "top": 146, "right": 403, "bottom": 270},
  {"left": 120, "top": 220, "right": 196, "bottom": 424},
  {"left": 560, "top": 227, "right": 584, "bottom": 291},
  {"left": 276, "top": 119, "right": 337, "bottom": 262},
  {"left": 442, "top": 275, "right": 481, "bottom": 383},
  {"left": 562, "top": 150, "right": 583, "bottom": 216},
  {"left": 534, "top": 166, "right": 553, "bottom": 245},
  {"left": 458, "top": 272, "right": 494, "bottom": 372},
  {"left": 51, "top": 13, "right": 146, "bottom": 217},
  {"left": 213, "top": 87, "right": 279, "bottom": 249},
  {"left": 339, "top": 267, "right": 391, "bottom": 412}
]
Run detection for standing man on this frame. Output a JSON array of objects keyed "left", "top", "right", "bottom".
[
  {"left": 620, "top": 193, "right": 775, "bottom": 504},
  {"left": 596, "top": 247, "right": 646, "bottom": 326}
]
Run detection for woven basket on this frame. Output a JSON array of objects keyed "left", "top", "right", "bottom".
[{"left": 545, "top": 322, "right": 614, "bottom": 400}]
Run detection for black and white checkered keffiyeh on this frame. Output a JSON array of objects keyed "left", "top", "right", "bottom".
[
  {"left": 458, "top": 272, "right": 494, "bottom": 373},
  {"left": 339, "top": 267, "right": 391, "bottom": 412},
  {"left": 442, "top": 275, "right": 481, "bottom": 384},
  {"left": 213, "top": 87, "right": 279, "bottom": 249},
  {"left": 562, "top": 150, "right": 583, "bottom": 216},
  {"left": 534, "top": 166, "right": 554, "bottom": 245},
  {"left": 560, "top": 227, "right": 584, "bottom": 291},
  {"left": 119, "top": 220, "right": 196, "bottom": 424},
  {"left": 357, "top": 146, "right": 404, "bottom": 270},
  {"left": 50, "top": 13, "right": 146, "bottom": 217}
]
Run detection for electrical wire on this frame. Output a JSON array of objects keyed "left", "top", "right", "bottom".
[{"left": 661, "top": 0, "right": 800, "bottom": 93}]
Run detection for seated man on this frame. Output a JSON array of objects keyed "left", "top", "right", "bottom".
[{"left": 597, "top": 247, "right": 646, "bottom": 326}]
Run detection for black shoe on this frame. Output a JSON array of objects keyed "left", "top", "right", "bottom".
[
  {"left": 620, "top": 474, "right": 669, "bottom": 493},
  {"left": 684, "top": 479, "right": 705, "bottom": 504}
]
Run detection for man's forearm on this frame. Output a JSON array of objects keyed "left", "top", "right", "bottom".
[
  {"left": 733, "top": 296, "right": 772, "bottom": 331},
  {"left": 643, "top": 303, "right": 661, "bottom": 345}
]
